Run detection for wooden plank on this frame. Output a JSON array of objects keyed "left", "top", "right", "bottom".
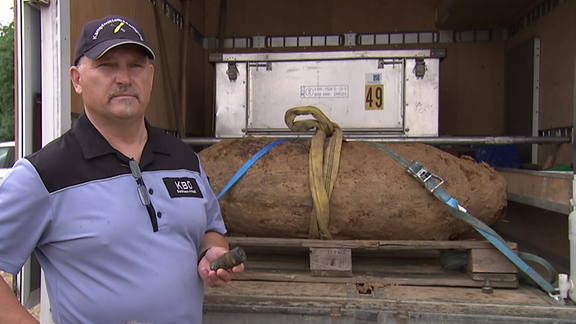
[
  {"left": 499, "top": 170, "right": 571, "bottom": 212},
  {"left": 309, "top": 248, "right": 352, "bottom": 277},
  {"left": 237, "top": 248, "right": 518, "bottom": 289},
  {"left": 233, "top": 270, "right": 518, "bottom": 288},
  {"left": 204, "top": 292, "right": 576, "bottom": 321},
  {"left": 470, "top": 273, "right": 518, "bottom": 283},
  {"left": 226, "top": 237, "right": 517, "bottom": 250},
  {"left": 465, "top": 247, "right": 519, "bottom": 287},
  {"left": 205, "top": 281, "right": 551, "bottom": 307},
  {"left": 243, "top": 254, "right": 449, "bottom": 274},
  {"left": 468, "top": 248, "right": 518, "bottom": 274}
]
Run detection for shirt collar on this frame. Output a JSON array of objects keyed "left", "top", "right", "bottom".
[{"left": 73, "top": 112, "right": 172, "bottom": 161}]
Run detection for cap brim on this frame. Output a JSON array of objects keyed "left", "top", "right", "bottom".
[{"left": 84, "top": 39, "right": 156, "bottom": 61}]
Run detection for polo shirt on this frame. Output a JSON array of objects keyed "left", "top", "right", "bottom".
[{"left": 0, "top": 112, "right": 227, "bottom": 324}]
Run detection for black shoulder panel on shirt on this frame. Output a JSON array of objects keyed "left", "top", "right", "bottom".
[
  {"left": 144, "top": 128, "right": 201, "bottom": 175},
  {"left": 26, "top": 126, "right": 201, "bottom": 194},
  {"left": 25, "top": 129, "right": 128, "bottom": 194}
]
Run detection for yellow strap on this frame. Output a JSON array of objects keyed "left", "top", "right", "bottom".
[{"left": 285, "top": 106, "right": 343, "bottom": 240}]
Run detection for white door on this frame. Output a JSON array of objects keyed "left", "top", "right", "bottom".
[
  {"left": 16, "top": 0, "right": 71, "bottom": 323},
  {"left": 15, "top": 0, "right": 42, "bottom": 313}
]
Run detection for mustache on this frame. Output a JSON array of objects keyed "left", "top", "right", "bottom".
[{"left": 107, "top": 85, "right": 140, "bottom": 102}]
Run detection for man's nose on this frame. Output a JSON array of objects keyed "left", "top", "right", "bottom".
[{"left": 114, "top": 66, "right": 131, "bottom": 85}]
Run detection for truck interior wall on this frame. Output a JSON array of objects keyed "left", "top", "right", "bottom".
[
  {"left": 70, "top": 0, "right": 204, "bottom": 134},
  {"left": 435, "top": 0, "right": 542, "bottom": 30},
  {"left": 203, "top": 0, "right": 439, "bottom": 36},
  {"left": 494, "top": 202, "right": 570, "bottom": 274},
  {"left": 186, "top": 0, "right": 207, "bottom": 137},
  {"left": 201, "top": 0, "right": 507, "bottom": 137},
  {"left": 491, "top": 1, "right": 576, "bottom": 276},
  {"left": 506, "top": 0, "right": 576, "bottom": 167},
  {"left": 438, "top": 42, "right": 506, "bottom": 136},
  {"left": 203, "top": 54, "right": 214, "bottom": 137}
]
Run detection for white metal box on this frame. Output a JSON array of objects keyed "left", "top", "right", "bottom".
[{"left": 209, "top": 49, "right": 446, "bottom": 139}]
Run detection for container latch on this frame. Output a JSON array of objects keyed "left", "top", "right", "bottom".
[
  {"left": 414, "top": 58, "right": 426, "bottom": 78},
  {"left": 226, "top": 62, "right": 239, "bottom": 81}
]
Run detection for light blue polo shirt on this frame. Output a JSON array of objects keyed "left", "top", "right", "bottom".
[{"left": 0, "top": 113, "right": 227, "bottom": 324}]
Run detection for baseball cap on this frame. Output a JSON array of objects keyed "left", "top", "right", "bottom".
[{"left": 73, "top": 15, "right": 156, "bottom": 66}]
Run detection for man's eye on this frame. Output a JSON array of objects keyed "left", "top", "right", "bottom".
[{"left": 98, "top": 63, "right": 112, "bottom": 68}]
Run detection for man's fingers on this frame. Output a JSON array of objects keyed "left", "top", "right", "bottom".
[
  {"left": 202, "top": 260, "right": 245, "bottom": 287},
  {"left": 208, "top": 271, "right": 227, "bottom": 287},
  {"left": 200, "top": 267, "right": 213, "bottom": 283},
  {"left": 216, "top": 269, "right": 235, "bottom": 281},
  {"left": 232, "top": 264, "right": 245, "bottom": 273}
]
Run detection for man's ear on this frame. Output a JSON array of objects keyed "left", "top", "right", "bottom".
[
  {"left": 70, "top": 65, "right": 82, "bottom": 95},
  {"left": 149, "top": 63, "right": 155, "bottom": 89}
]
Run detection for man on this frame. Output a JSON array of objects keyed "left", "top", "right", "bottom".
[{"left": 0, "top": 15, "right": 243, "bottom": 324}]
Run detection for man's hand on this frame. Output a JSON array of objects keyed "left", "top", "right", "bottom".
[{"left": 198, "top": 246, "right": 245, "bottom": 287}]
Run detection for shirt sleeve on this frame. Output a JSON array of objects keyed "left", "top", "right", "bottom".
[
  {"left": 0, "top": 158, "right": 53, "bottom": 274},
  {"left": 197, "top": 157, "right": 227, "bottom": 235}
]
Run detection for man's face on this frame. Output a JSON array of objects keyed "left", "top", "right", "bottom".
[{"left": 70, "top": 44, "right": 155, "bottom": 121}]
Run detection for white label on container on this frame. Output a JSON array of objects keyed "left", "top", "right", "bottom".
[{"left": 300, "top": 85, "right": 349, "bottom": 98}]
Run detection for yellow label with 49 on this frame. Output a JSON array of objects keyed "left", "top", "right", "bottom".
[{"left": 365, "top": 84, "right": 384, "bottom": 110}]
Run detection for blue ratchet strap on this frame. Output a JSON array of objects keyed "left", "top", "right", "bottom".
[
  {"left": 217, "top": 139, "right": 293, "bottom": 199},
  {"left": 364, "top": 142, "right": 563, "bottom": 302}
]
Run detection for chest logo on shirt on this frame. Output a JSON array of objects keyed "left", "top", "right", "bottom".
[{"left": 163, "top": 177, "right": 204, "bottom": 198}]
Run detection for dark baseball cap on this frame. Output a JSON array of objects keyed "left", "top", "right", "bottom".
[{"left": 73, "top": 15, "right": 155, "bottom": 65}]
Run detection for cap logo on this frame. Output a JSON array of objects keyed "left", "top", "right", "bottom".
[
  {"left": 114, "top": 22, "right": 125, "bottom": 34},
  {"left": 91, "top": 18, "right": 144, "bottom": 41}
]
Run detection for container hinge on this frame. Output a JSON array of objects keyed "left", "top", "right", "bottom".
[
  {"left": 24, "top": 0, "right": 50, "bottom": 5},
  {"left": 266, "top": 62, "right": 272, "bottom": 71},
  {"left": 226, "top": 62, "right": 239, "bottom": 81},
  {"left": 414, "top": 58, "right": 426, "bottom": 78},
  {"left": 343, "top": 33, "right": 357, "bottom": 46},
  {"left": 378, "top": 59, "right": 385, "bottom": 69}
]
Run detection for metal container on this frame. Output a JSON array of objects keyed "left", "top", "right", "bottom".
[{"left": 209, "top": 49, "right": 446, "bottom": 139}]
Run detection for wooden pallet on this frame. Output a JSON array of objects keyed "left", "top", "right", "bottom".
[{"left": 226, "top": 237, "right": 519, "bottom": 289}]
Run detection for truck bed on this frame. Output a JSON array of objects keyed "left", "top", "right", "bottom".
[
  {"left": 201, "top": 237, "right": 576, "bottom": 323},
  {"left": 204, "top": 281, "right": 576, "bottom": 323}
]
